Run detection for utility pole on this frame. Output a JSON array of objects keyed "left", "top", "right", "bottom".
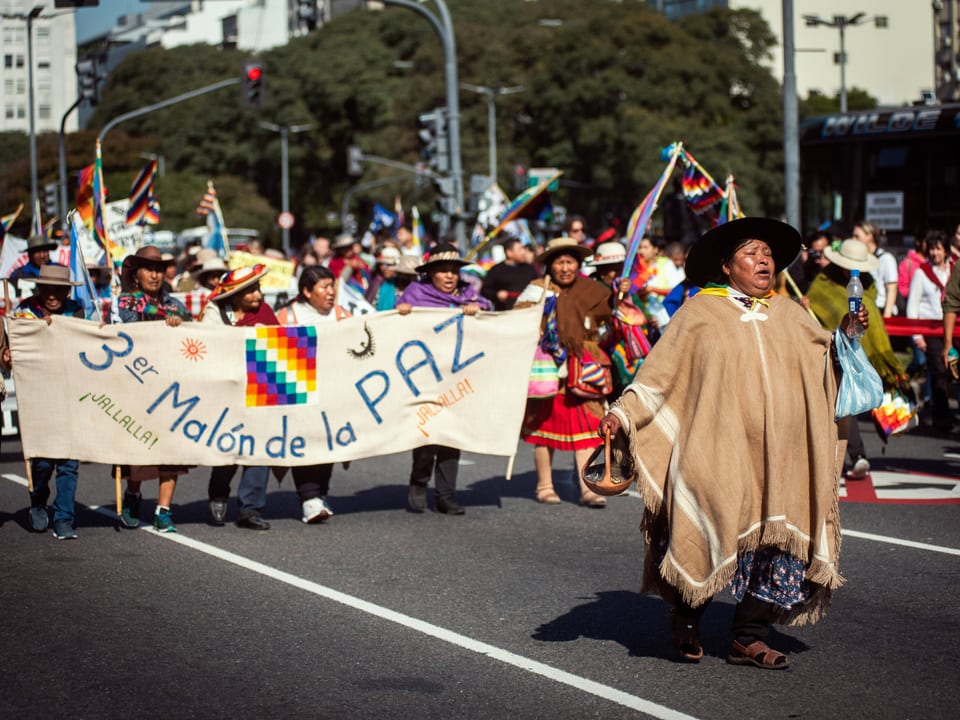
[
  {"left": 372, "top": 0, "right": 465, "bottom": 248},
  {"left": 260, "top": 122, "right": 315, "bottom": 255},
  {"left": 460, "top": 83, "right": 524, "bottom": 186},
  {"left": 782, "top": 0, "right": 799, "bottom": 229},
  {"left": 803, "top": 12, "right": 888, "bottom": 114}
]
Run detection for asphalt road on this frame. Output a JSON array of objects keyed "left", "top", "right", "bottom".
[{"left": 0, "top": 420, "right": 957, "bottom": 720}]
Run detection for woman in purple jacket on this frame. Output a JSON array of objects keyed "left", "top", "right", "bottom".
[{"left": 395, "top": 244, "right": 492, "bottom": 515}]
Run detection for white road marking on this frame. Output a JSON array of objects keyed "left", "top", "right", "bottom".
[
  {"left": 2, "top": 471, "right": 695, "bottom": 720},
  {"left": 840, "top": 529, "right": 960, "bottom": 556}
]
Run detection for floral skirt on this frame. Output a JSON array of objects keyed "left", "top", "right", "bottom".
[{"left": 521, "top": 392, "right": 604, "bottom": 451}]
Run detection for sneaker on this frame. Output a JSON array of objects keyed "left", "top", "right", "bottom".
[
  {"left": 29, "top": 505, "right": 49, "bottom": 532},
  {"left": 153, "top": 507, "right": 177, "bottom": 533},
  {"left": 209, "top": 499, "right": 228, "bottom": 526},
  {"left": 849, "top": 456, "right": 871, "bottom": 480},
  {"left": 120, "top": 492, "right": 141, "bottom": 528},
  {"left": 53, "top": 520, "right": 77, "bottom": 540},
  {"left": 301, "top": 497, "right": 334, "bottom": 524}
]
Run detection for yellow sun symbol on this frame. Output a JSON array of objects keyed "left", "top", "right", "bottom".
[{"left": 180, "top": 338, "right": 207, "bottom": 362}]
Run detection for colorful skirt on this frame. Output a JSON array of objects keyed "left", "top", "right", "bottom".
[{"left": 521, "top": 392, "right": 604, "bottom": 451}]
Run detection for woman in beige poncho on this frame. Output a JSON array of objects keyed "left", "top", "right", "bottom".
[{"left": 598, "top": 218, "right": 868, "bottom": 670}]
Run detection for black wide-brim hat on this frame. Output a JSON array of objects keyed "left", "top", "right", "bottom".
[{"left": 685, "top": 217, "right": 802, "bottom": 288}]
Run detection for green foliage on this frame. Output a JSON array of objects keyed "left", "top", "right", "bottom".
[
  {"left": 5, "top": 0, "right": 792, "bottom": 246},
  {"left": 799, "top": 87, "right": 879, "bottom": 119}
]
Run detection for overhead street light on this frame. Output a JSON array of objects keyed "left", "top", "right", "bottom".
[
  {"left": 802, "top": 12, "right": 888, "bottom": 113},
  {"left": 460, "top": 83, "right": 524, "bottom": 186}
]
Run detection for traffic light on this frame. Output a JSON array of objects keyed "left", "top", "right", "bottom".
[
  {"left": 418, "top": 107, "right": 449, "bottom": 174},
  {"left": 435, "top": 176, "right": 457, "bottom": 218},
  {"left": 75, "top": 56, "right": 99, "bottom": 105},
  {"left": 43, "top": 182, "right": 59, "bottom": 219},
  {"left": 242, "top": 62, "right": 264, "bottom": 108},
  {"left": 347, "top": 146, "right": 364, "bottom": 176}
]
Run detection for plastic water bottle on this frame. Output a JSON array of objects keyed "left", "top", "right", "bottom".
[{"left": 846, "top": 269, "right": 865, "bottom": 338}]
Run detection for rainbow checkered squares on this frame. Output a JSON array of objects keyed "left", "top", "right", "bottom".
[{"left": 246, "top": 326, "right": 318, "bottom": 407}]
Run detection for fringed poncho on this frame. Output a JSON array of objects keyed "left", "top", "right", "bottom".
[{"left": 608, "top": 292, "right": 844, "bottom": 626}]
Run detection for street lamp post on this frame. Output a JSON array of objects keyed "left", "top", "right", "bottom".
[
  {"left": 460, "top": 83, "right": 524, "bottom": 186},
  {"left": 260, "top": 122, "right": 315, "bottom": 255},
  {"left": 1, "top": 6, "right": 46, "bottom": 221},
  {"left": 803, "top": 12, "right": 888, "bottom": 113}
]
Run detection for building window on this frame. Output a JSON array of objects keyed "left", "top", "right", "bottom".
[
  {"left": 3, "top": 79, "right": 12, "bottom": 94},
  {"left": 16, "top": 80, "right": 25, "bottom": 94},
  {"left": 37, "top": 27, "right": 49, "bottom": 42},
  {"left": 5, "top": 107, "right": 14, "bottom": 119},
  {"left": 38, "top": 104, "right": 50, "bottom": 120},
  {"left": 38, "top": 59, "right": 50, "bottom": 69},
  {"left": 3, "top": 55, "right": 11, "bottom": 69},
  {"left": 17, "top": 105, "right": 25, "bottom": 119},
  {"left": 16, "top": 55, "right": 24, "bottom": 68}
]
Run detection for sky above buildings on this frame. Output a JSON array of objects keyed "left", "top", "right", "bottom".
[{"left": 74, "top": 0, "right": 156, "bottom": 42}]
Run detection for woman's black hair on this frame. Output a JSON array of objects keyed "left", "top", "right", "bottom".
[{"left": 297, "top": 265, "right": 334, "bottom": 300}]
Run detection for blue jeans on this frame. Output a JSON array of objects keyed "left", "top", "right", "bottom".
[
  {"left": 29, "top": 458, "right": 79, "bottom": 524},
  {"left": 209, "top": 465, "right": 269, "bottom": 516}
]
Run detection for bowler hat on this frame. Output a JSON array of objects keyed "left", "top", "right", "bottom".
[
  {"left": 685, "top": 217, "right": 801, "bottom": 288},
  {"left": 26, "top": 235, "right": 58, "bottom": 253}
]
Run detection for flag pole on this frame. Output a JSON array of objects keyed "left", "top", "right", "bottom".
[
  {"left": 115, "top": 464, "right": 122, "bottom": 519},
  {"left": 621, "top": 142, "right": 683, "bottom": 299},
  {"left": 781, "top": 269, "right": 818, "bottom": 321},
  {"left": 210, "top": 180, "right": 231, "bottom": 258}
]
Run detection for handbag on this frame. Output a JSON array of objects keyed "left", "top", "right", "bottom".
[
  {"left": 834, "top": 330, "right": 884, "bottom": 419},
  {"left": 527, "top": 346, "right": 560, "bottom": 398},
  {"left": 567, "top": 344, "right": 614, "bottom": 398}
]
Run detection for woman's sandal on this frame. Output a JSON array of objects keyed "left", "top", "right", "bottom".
[
  {"left": 578, "top": 491, "right": 607, "bottom": 508},
  {"left": 535, "top": 488, "right": 561, "bottom": 504},
  {"left": 727, "top": 639, "right": 790, "bottom": 670},
  {"left": 670, "top": 613, "right": 703, "bottom": 662}
]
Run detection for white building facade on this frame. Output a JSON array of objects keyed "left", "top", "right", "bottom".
[{"left": 0, "top": 0, "right": 78, "bottom": 133}]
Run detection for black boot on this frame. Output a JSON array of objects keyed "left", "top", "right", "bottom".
[{"left": 435, "top": 496, "right": 465, "bottom": 515}]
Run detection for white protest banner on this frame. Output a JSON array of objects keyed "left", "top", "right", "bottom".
[
  {"left": 71, "top": 199, "right": 142, "bottom": 262},
  {"left": 9, "top": 307, "right": 540, "bottom": 465},
  {"left": 336, "top": 281, "right": 374, "bottom": 316}
]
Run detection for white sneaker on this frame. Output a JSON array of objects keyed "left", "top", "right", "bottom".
[
  {"left": 849, "top": 456, "right": 871, "bottom": 479},
  {"left": 301, "top": 497, "right": 333, "bottom": 524}
]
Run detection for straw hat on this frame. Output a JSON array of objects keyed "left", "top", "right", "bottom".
[
  {"left": 377, "top": 246, "right": 402, "bottom": 266},
  {"left": 535, "top": 236, "right": 592, "bottom": 266},
  {"left": 823, "top": 238, "right": 879, "bottom": 272},
  {"left": 34, "top": 264, "right": 81, "bottom": 287},
  {"left": 394, "top": 255, "right": 421, "bottom": 277},
  {"left": 415, "top": 243, "right": 468, "bottom": 273},
  {"left": 685, "top": 217, "right": 802, "bottom": 287},
  {"left": 207, "top": 264, "right": 270, "bottom": 303},
  {"left": 190, "top": 256, "right": 229, "bottom": 284},
  {"left": 588, "top": 241, "right": 626, "bottom": 267}
]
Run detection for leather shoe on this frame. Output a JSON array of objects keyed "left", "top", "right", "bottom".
[
  {"left": 208, "top": 499, "right": 227, "bottom": 526},
  {"left": 237, "top": 514, "right": 270, "bottom": 531},
  {"left": 408, "top": 484, "right": 427, "bottom": 513},
  {"left": 435, "top": 496, "right": 465, "bottom": 515}
]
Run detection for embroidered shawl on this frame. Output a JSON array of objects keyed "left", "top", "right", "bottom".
[{"left": 608, "top": 292, "right": 843, "bottom": 625}]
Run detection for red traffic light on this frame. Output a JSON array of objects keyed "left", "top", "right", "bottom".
[{"left": 246, "top": 65, "right": 262, "bottom": 82}]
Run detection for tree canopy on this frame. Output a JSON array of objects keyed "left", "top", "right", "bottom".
[{"left": 1, "top": 0, "right": 821, "bottom": 248}]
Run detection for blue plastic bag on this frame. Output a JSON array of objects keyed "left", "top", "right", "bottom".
[{"left": 834, "top": 330, "right": 884, "bottom": 419}]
